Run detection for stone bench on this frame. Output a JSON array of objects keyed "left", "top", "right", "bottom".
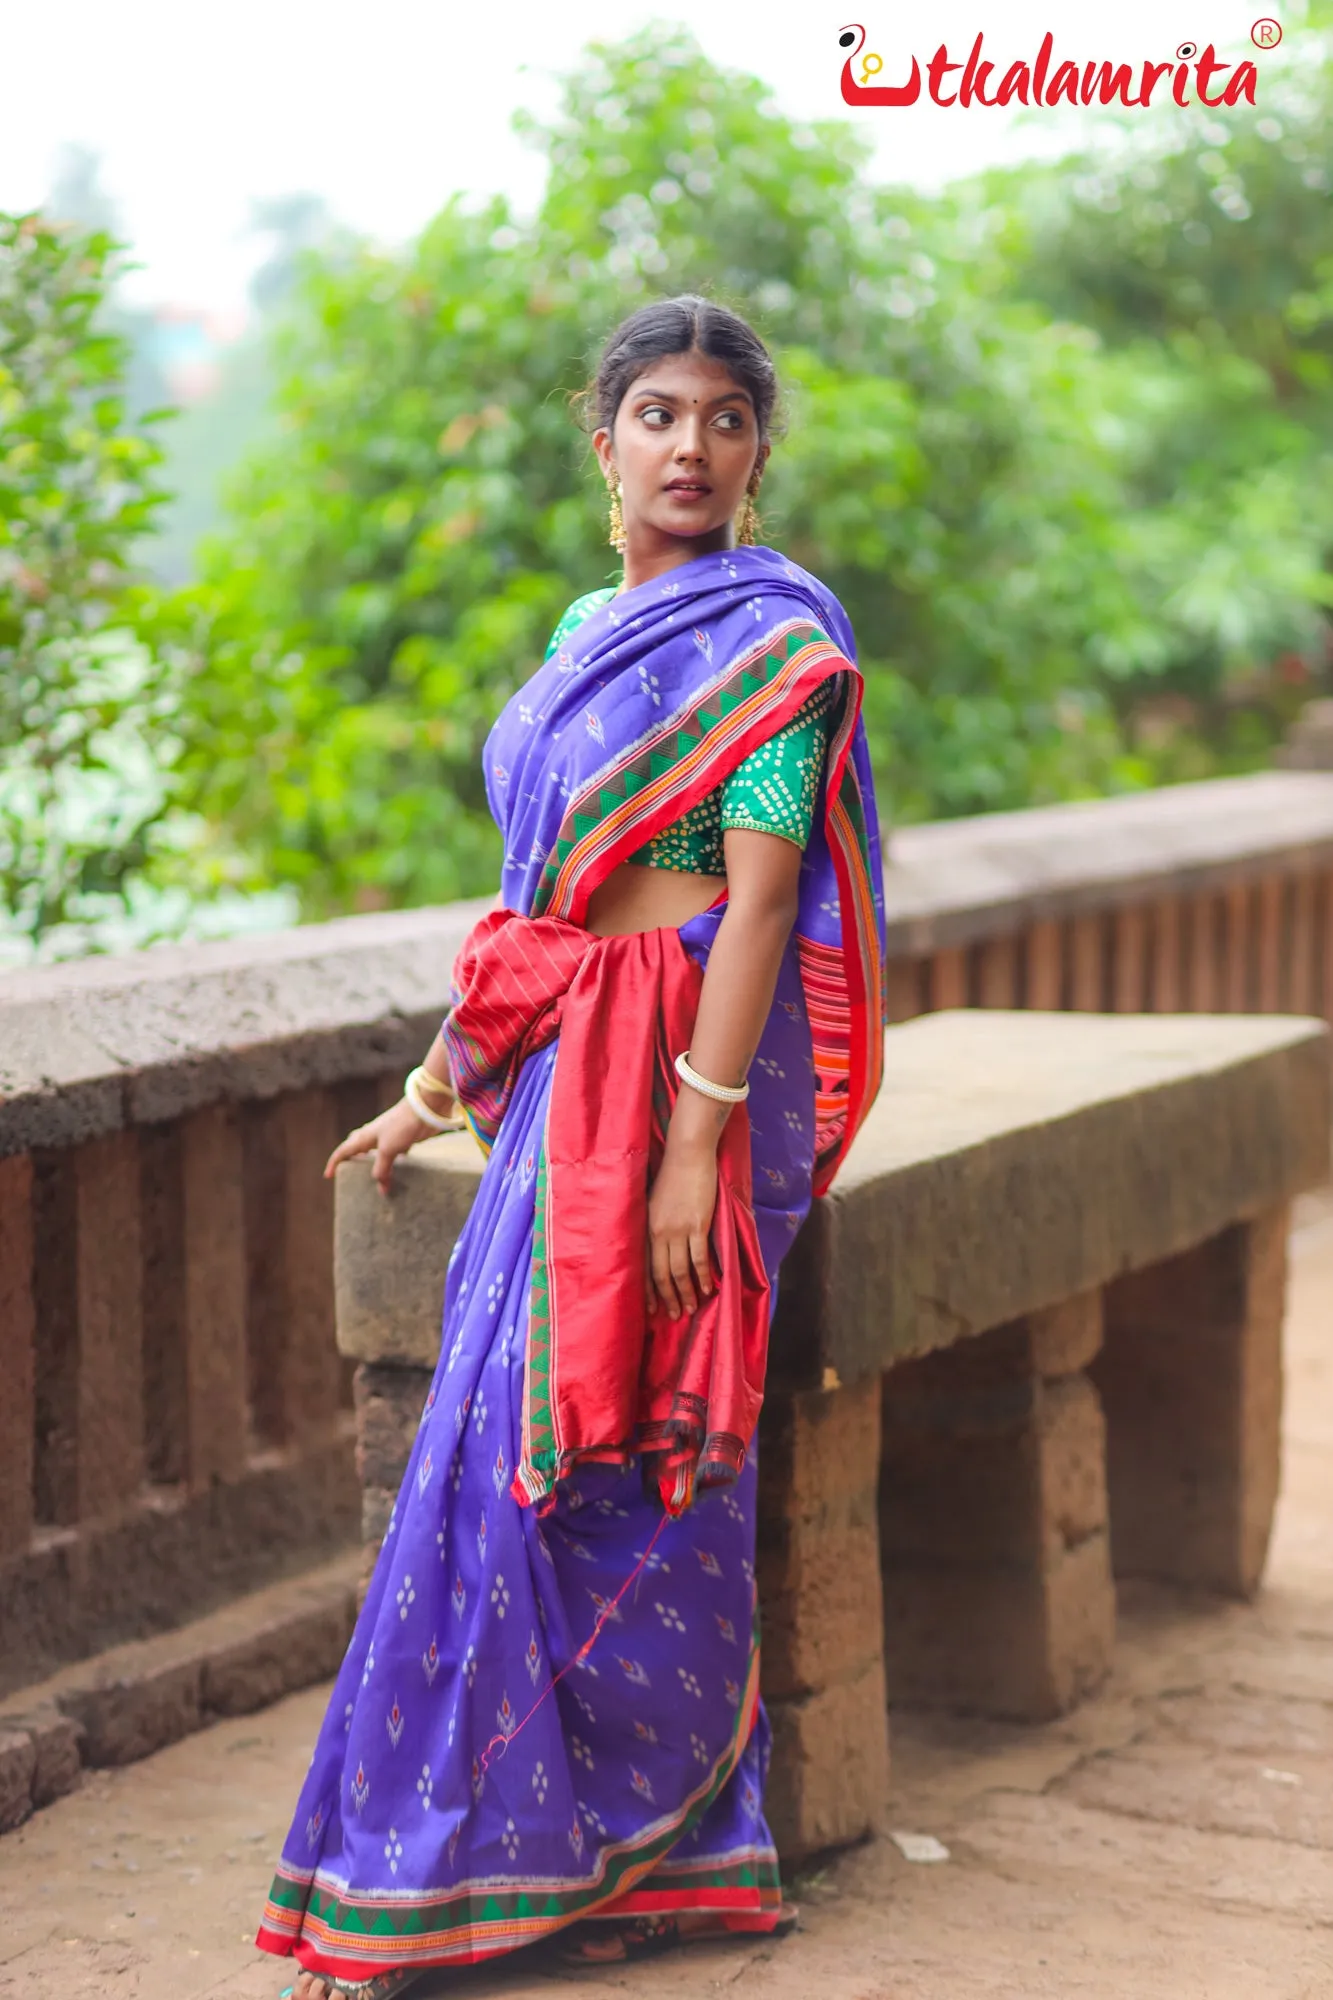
[{"left": 333, "top": 1009, "right": 1330, "bottom": 1864}]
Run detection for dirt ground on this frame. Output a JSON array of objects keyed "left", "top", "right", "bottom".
[{"left": 3, "top": 1194, "right": 1331, "bottom": 2000}]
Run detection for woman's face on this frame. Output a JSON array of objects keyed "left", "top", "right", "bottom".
[{"left": 593, "top": 349, "right": 768, "bottom": 555}]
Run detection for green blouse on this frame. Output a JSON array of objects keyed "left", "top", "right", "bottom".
[{"left": 543, "top": 587, "right": 832, "bottom": 876}]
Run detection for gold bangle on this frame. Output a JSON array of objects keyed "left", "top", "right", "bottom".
[{"left": 410, "top": 1064, "right": 454, "bottom": 1103}]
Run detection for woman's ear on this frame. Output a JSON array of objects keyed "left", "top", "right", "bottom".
[{"left": 592, "top": 428, "right": 616, "bottom": 484}]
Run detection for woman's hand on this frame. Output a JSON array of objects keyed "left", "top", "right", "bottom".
[
  {"left": 324, "top": 1098, "right": 440, "bottom": 1198},
  {"left": 646, "top": 1134, "right": 718, "bottom": 1320}
]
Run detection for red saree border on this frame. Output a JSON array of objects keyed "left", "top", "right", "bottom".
[{"left": 255, "top": 1616, "right": 764, "bottom": 1975}]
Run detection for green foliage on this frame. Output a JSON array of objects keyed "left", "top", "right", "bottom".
[
  {"left": 0, "top": 213, "right": 175, "bottom": 946},
  {"left": 144, "top": 22, "right": 1333, "bottom": 917}
]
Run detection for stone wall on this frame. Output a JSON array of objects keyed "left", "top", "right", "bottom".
[{"left": 3, "top": 771, "right": 1332, "bottom": 1696}]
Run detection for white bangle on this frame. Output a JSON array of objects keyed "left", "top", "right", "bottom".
[
  {"left": 405, "top": 1068, "right": 457, "bottom": 1131},
  {"left": 674, "top": 1050, "right": 750, "bottom": 1104}
]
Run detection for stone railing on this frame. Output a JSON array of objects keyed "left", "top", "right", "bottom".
[{"left": 3, "top": 769, "right": 1332, "bottom": 1699}]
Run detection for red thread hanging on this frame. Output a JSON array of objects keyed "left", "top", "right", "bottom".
[{"left": 479, "top": 1511, "right": 670, "bottom": 1773}]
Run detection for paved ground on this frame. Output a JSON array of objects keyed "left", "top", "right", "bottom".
[{"left": 3, "top": 1193, "right": 1331, "bottom": 2000}]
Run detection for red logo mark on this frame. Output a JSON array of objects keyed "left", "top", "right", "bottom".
[{"left": 837, "top": 23, "right": 1262, "bottom": 109}]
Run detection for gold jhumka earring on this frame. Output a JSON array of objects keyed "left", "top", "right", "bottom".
[
  {"left": 606, "top": 473, "right": 627, "bottom": 556},
  {"left": 737, "top": 475, "right": 762, "bottom": 547}
]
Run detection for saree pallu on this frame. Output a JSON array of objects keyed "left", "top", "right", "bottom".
[{"left": 257, "top": 904, "right": 817, "bottom": 1979}]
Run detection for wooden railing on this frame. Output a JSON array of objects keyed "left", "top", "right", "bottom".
[{"left": 2, "top": 771, "right": 1331, "bottom": 1695}]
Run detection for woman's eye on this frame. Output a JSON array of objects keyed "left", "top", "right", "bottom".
[
  {"left": 714, "top": 411, "right": 742, "bottom": 429},
  {"left": 641, "top": 406, "right": 672, "bottom": 427}
]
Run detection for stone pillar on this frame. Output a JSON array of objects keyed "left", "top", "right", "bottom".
[
  {"left": 756, "top": 1376, "right": 889, "bottom": 1863},
  {"left": 1094, "top": 1207, "right": 1287, "bottom": 1597},
  {"left": 244, "top": 1087, "right": 343, "bottom": 1449},
  {"left": 880, "top": 1291, "right": 1114, "bottom": 1721},
  {"left": 352, "top": 1362, "right": 434, "bottom": 1601},
  {"left": 0, "top": 1155, "right": 36, "bottom": 1560},
  {"left": 141, "top": 1104, "right": 249, "bottom": 1488},
  {"left": 31, "top": 1133, "right": 144, "bottom": 1527}
]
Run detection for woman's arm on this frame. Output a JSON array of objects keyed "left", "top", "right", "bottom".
[
  {"left": 323, "top": 1031, "right": 457, "bottom": 1197},
  {"left": 645, "top": 827, "right": 803, "bottom": 1320}
]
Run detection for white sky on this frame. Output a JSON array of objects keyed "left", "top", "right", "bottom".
[{"left": 2, "top": 0, "right": 1294, "bottom": 312}]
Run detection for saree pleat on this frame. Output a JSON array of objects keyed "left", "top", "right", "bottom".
[{"left": 257, "top": 907, "right": 815, "bottom": 1979}]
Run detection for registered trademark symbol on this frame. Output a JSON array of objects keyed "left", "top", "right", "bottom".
[{"left": 1251, "top": 15, "right": 1282, "bottom": 45}]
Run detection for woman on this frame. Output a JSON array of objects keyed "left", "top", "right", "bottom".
[{"left": 259, "top": 295, "right": 887, "bottom": 1999}]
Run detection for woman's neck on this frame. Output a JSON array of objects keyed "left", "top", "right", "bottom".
[{"left": 620, "top": 528, "right": 738, "bottom": 597}]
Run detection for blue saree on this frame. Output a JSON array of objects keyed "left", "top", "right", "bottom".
[{"left": 257, "top": 546, "right": 886, "bottom": 1980}]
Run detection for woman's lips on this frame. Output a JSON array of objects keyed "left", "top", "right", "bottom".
[{"left": 664, "top": 481, "right": 711, "bottom": 497}]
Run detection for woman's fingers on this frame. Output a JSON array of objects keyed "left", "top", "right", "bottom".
[
  {"left": 669, "top": 1239, "right": 697, "bottom": 1317},
  {"left": 651, "top": 1233, "right": 681, "bottom": 1320},
  {"left": 324, "top": 1125, "right": 376, "bottom": 1178},
  {"left": 689, "top": 1229, "right": 714, "bottom": 1299}
]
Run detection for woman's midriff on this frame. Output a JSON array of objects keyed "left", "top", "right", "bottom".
[{"left": 583, "top": 860, "right": 725, "bottom": 939}]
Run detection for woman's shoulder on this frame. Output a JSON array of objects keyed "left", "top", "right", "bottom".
[{"left": 542, "top": 585, "right": 619, "bottom": 662}]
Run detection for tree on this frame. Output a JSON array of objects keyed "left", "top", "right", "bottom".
[
  {"left": 145, "top": 23, "right": 1333, "bottom": 918},
  {"left": 0, "top": 212, "right": 173, "bottom": 950}
]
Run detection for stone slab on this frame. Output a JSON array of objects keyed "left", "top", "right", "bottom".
[
  {"left": 883, "top": 771, "right": 1333, "bottom": 954},
  {"left": 0, "top": 898, "right": 491, "bottom": 1154},
  {"left": 773, "top": 1009, "right": 1330, "bottom": 1390},
  {"left": 333, "top": 1014, "right": 1329, "bottom": 1391}
]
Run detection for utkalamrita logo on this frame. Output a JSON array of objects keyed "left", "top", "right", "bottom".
[{"left": 837, "top": 22, "right": 1267, "bottom": 108}]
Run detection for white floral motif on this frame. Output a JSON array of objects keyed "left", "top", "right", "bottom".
[
  {"left": 386, "top": 1697, "right": 406, "bottom": 1747},
  {"left": 694, "top": 1548, "right": 724, "bottom": 1579},
  {"left": 417, "top": 1450, "right": 433, "bottom": 1497},
  {"left": 715, "top": 1614, "right": 738, "bottom": 1645},
  {"left": 518, "top": 701, "right": 534, "bottom": 725},
  {"left": 571, "top": 1735, "right": 595, "bottom": 1770},
  {"left": 533, "top": 1761, "right": 549, "bottom": 1804},
  {"left": 525, "top": 1631, "right": 542, "bottom": 1685},
  {"left": 571, "top": 1690, "right": 597, "bottom": 1725},
  {"left": 579, "top": 1798, "right": 607, "bottom": 1836},
  {"left": 655, "top": 1602, "right": 686, "bottom": 1633},
  {"left": 452, "top": 1573, "right": 466, "bottom": 1620},
  {"left": 350, "top": 1761, "right": 370, "bottom": 1812},
  {"left": 492, "top": 1447, "right": 508, "bottom": 1498},
  {"left": 477, "top": 1515, "right": 488, "bottom": 1564},
  {"left": 396, "top": 1574, "right": 416, "bottom": 1621},
  {"left": 693, "top": 626, "right": 714, "bottom": 664},
  {"left": 568, "top": 1815, "right": 585, "bottom": 1861},
  {"left": 343, "top": 1702, "right": 354, "bottom": 1733},
  {"left": 743, "top": 596, "right": 764, "bottom": 620},
  {"left": 587, "top": 1589, "right": 623, "bottom": 1625},
  {"left": 491, "top": 1573, "right": 511, "bottom": 1618},
  {"left": 445, "top": 1326, "right": 464, "bottom": 1372},
  {"left": 690, "top": 1732, "right": 710, "bottom": 1766},
  {"left": 630, "top": 1767, "right": 656, "bottom": 1804},
  {"left": 361, "top": 1640, "right": 376, "bottom": 1687},
  {"left": 384, "top": 1826, "right": 404, "bottom": 1874},
  {"left": 493, "top": 764, "right": 509, "bottom": 789},
  {"left": 417, "top": 1763, "right": 434, "bottom": 1810},
  {"left": 755, "top": 1056, "right": 786, "bottom": 1080},
  {"left": 463, "top": 1644, "right": 478, "bottom": 1689},
  {"left": 501, "top": 1819, "right": 521, "bottom": 1860},
  {"left": 637, "top": 665, "right": 661, "bottom": 706},
  {"left": 422, "top": 1637, "right": 441, "bottom": 1685},
  {"left": 569, "top": 1540, "right": 595, "bottom": 1562},
  {"left": 677, "top": 1667, "right": 703, "bottom": 1698},
  {"left": 633, "top": 1546, "right": 671, "bottom": 1573},
  {"left": 585, "top": 709, "right": 606, "bottom": 747},
  {"left": 485, "top": 1271, "right": 505, "bottom": 1314},
  {"left": 473, "top": 1390, "right": 488, "bottom": 1437},
  {"left": 593, "top": 1496, "right": 627, "bottom": 1519},
  {"left": 496, "top": 1692, "right": 517, "bottom": 1739},
  {"left": 450, "top": 1456, "right": 464, "bottom": 1494},
  {"left": 720, "top": 555, "right": 740, "bottom": 580},
  {"left": 454, "top": 1392, "right": 472, "bottom": 1439}
]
